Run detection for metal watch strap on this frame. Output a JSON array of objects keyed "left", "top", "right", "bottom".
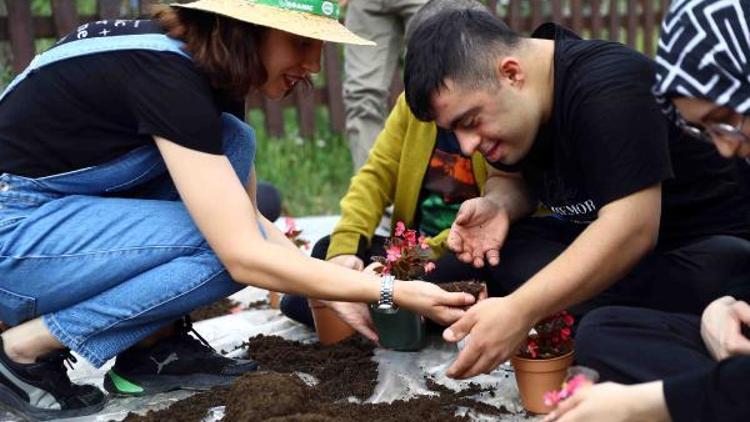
[{"left": 376, "top": 275, "right": 397, "bottom": 313}]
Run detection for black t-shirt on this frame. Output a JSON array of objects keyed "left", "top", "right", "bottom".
[
  {"left": 0, "top": 19, "right": 241, "bottom": 178},
  {"left": 492, "top": 23, "right": 750, "bottom": 246}
]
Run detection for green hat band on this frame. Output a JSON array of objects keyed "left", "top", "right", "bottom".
[{"left": 254, "top": 0, "right": 340, "bottom": 20}]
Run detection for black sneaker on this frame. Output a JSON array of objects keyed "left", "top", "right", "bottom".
[
  {"left": 104, "top": 317, "right": 258, "bottom": 396},
  {"left": 0, "top": 338, "right": 106, "bottom": 421}
]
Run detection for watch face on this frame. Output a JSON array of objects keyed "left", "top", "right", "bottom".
[{"left": 376, "top": 303, "right": 399, "bottom": 314}]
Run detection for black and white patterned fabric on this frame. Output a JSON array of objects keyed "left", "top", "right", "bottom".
[{"left": 654, "top": 0, "right": 750, "bottom": 116}]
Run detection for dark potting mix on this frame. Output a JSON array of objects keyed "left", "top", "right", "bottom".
[{"left": 120, "top": 334, "right": 516, "bottom": 421}]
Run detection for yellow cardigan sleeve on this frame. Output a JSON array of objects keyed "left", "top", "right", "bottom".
[{"left": 326, "top": 97, "right": 411, "bottom": 259}]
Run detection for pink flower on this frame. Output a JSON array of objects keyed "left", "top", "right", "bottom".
[
  {"left": 386, "top": 245, "right": 402, "bottom": 262},
  {"left": 404, "top": 230, "right": 417, "bottom": 247},
  {"left": 418, "top": 235, "right": 430, "bottom": 250},
  {"left": 424, "top": 262, "right": 436, "bottom": 273},
  {"left": 563, "top": 313, "right": 575, "bottom": 327},
  {"left": 284, "top": 217, "right": 296, "bottom": 232},
  {"left": 394, "top": 221, "right": 406, "bottom": 237},
  {"left": 543, "top": 390, "right": 561, "bottom": 407}
]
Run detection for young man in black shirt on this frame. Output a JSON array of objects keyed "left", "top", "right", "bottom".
[{"left": 403, "top": 9, "right": 750, "bottom": 379}]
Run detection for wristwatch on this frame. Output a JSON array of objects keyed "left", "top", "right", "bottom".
[{"left": 375, "top": 275, "right": 398, "bottom": 313}]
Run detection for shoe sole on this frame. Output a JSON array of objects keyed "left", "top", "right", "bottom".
[
  {"left": 104, "top": 369, "right": 240, "bottom": 397},
  {"left": 0, "top": 383, "right": 106, "bottom": 421}
]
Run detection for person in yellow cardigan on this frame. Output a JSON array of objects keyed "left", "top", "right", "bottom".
[{"left": 281, "top": 93, "right": 489, "bottom": 326}]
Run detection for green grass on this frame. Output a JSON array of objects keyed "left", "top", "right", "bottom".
[{"left": 249, "top": 107, "right": 354, "bottom": 216}]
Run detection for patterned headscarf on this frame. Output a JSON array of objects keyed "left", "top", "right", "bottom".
[{"left": 654, "top": 0, "right": 750, "bottom": 117}]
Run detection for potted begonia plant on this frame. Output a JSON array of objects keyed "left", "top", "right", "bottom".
[
  {"left": 510, "top": 310, "right": 575, "bottom": 414},
  {"left": 369, "top": 222, "right": 435, "bottom": 351}
]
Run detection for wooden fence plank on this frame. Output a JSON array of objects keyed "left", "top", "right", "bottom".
[
  {"left": 486, "top": 0, "right": 499, "bottom": 16},
  {"left": 323, "top": 43, "right": 345, "bottom": 135},
  {"left": 590, "top": 0, "right": 604, "bottom": 38},
  {"left": 51, "top": 0, "right": 78, "bottom": 38},
  {"left": 642, "top": 0, "right": 656, "bottom": 56},
  {"left": 626, "top": 0, "right": 638, "bottom": 48},
  {"left": 98, "top": 0, "right": 123, "bottom": 20},
  {"left": 571, "top": 0, "right": 584, "bottom": 34},
  {"left": 263, "top": 98, "right": 285, "bottom": 138},
  {"left": 295, "top": 87, "right": 316, "bottom": 138},
  {"left": 5, "top": 0, "right": 35, "bottom": 74},
  {"left": 531, "top": 0, "right": 543, "bottom": 29},
  {"left": 550, "top": 0, "right": 563, "bottom": 25},
  {"left": 608, "top": 0, "right": 620, "bottom": 41},
  {"left": 506, "top": 0, "right": 522, "bottom": 32}
]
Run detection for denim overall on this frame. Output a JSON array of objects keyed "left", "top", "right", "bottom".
[{"left": 0, "top": 34, "right": 258, "bottom": 367}]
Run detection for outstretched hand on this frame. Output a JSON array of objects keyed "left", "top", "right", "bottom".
[
  {"left": 442, "top": 296, "right": 533, "bottom": 379},
  {"left": 447, "top": 197, "right": 510, "bottom": 268}
]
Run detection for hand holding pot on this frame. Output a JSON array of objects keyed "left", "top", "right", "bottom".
[
  {"left": 322, "top": 300, "right": 378, "bottom": 343},
  {"left": 443, "top": 296, "right": 534, "bottom": 379},
  {"left": 447, "top": 197, "right": 510, "bottom": 268},
  {"left": 393, "top": 280, "right": 475, "bottom": 326}
]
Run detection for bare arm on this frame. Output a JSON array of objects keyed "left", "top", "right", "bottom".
[
  {"left": 154, "top": 137, "right": 474, "bottom": 318},
  {"left": 513, "top": 183, "right": 661, "bottom": 321},
  {"left": 483, "top": 165, "right": 537, "bottom": 222}
]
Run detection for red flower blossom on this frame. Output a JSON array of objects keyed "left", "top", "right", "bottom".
[{"left": 517, "top": 311, "right": 575, "bottom": 359}]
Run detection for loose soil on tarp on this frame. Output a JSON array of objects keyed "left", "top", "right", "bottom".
[
  {"left": 119, "top": 335, "right": 517, "bottom": 421},
  {"left": 438, "top": 280, "right": 485, "bottom": 300},
  {"left": 190, "top": 298, "right": 242, "bottom": 322},
  {"left": 120, "top": 388, "right": 227, "bottom": 422},
  {"left": 190, "top": 298, "right": 269, "bottom": 322},
  {"left": 242, "top": 335, "right": 378, "bottom": 401}
]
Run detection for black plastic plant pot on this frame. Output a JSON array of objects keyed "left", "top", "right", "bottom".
[{"left": 370, "top": 306, "right": 426, "bottom": 351}]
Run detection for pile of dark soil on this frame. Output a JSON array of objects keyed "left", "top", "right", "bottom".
[
  {"left": 223, "top": 371, "right": 512, "bottom": 422},
  {"left": 121, "top": 388, "right": 227, "bottom": 422},
  {"left": 190, "top": 298, "right": 241, "bottom": 322},
  {"left": 241, "top": 335, "right": 378, "bottom": 401},
  {"left": 119, "top": 335, "right": 518, "bottom": 421},
  {"left": 438, "top": 281, "right": 485, "bottom": 300},
  {"left": 190, "top": 298, "right": 269, "bottom": 322}
]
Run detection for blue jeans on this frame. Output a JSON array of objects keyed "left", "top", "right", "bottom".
[{"left": 0, "top": 113, "right": 255, "bottom": 367}]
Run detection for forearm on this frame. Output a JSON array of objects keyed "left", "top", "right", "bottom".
[
  {"left": 512, "top": 194, "right": 659, "bottom": 322},
  {"left": 258, "top": 214, "right": 302, "bottom": 253},
  {"left": 483, "top": 168, "right": 536, "bottom": 222},
  {"left": 229, "top": 240, "right": 381, "bottom": 302}
]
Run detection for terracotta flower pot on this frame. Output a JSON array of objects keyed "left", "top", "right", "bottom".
[
  {"left": 267, "top": 291, "right": 281, "bottom": 309},
  {"left": 308, "top": 299, "right": 355, "bottom": 345},
  {"left": 370, "top": 306, "right": 426, "bottom": 351},
  {"left": 511, "top": 350, "right": 575, "bottom": 414}
]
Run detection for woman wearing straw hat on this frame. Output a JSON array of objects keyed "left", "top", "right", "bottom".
[{"left": 0, "top": 0, "right": 476, "bottom": 419}]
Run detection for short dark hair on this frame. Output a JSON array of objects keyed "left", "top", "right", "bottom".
[{"left": 404, "top": 9, "right": 520, "bottom": 121}]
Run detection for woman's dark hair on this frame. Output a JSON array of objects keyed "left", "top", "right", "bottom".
[{"left": 153, "top": 5, "right": 268, "bottom": 100}]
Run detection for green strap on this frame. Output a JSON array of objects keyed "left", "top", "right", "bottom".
[{"left": 254, "top": 0, "right": 340, "bottom": 19}]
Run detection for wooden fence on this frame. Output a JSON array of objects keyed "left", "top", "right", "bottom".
[{"left": 0, "top": 0, "right": 671, "bottom": 138}]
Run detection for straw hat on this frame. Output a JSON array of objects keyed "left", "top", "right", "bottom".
[{"left": 171, "top": 0, "right": 375, "bottom": 45}]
